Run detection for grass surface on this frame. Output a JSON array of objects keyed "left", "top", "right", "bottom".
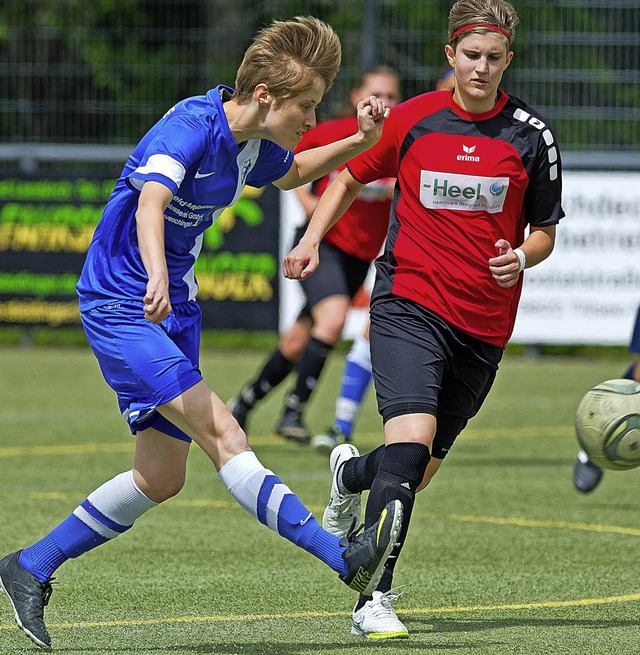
[{"left": 0, "top": 345, "right": 639, "bottom": 654}]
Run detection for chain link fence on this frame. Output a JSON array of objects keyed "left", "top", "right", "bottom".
[{"left": 0, "top": 0, "right": 638, "bottom": 156}]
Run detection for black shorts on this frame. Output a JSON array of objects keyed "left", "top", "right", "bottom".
[
  {"left": 292, "top": 225, "right": 371, "bottom": 314},
  {"left": 369, "top": 297, "right": 503, "bottom": 459}
]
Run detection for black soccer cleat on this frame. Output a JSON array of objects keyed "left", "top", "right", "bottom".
[
  {"left": 274, "top": 409, "right": 311, "bottom": 444},
  {"left": 339, "top": 500, "right": 403, "bottom": 596},
  {"left": 227, "top": 396, "right": 252, "bottom": 431},
  {"left": 0, "top": 551, "right": 54, "bottom": 649},
  {"left": 573, "top": 453, "right": 604, "bottom": 493}
]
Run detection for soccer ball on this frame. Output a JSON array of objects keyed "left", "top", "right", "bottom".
[{"left": 575, "top": 378, "right": 640, "bottom": 471}]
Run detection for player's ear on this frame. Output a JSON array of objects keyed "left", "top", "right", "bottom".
[
  {"left": 504, "top": 50, "right": 514, "bottom": 69},
  {"left": 254, "top": 84, "right": 273, "bottom": 108},
  {"left": 444, "top": 44, "right": 455, "bottom": 68}
]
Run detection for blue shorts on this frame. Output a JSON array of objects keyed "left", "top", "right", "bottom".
[{"left": 81, "top": 300, "right": 203, "bottom": 442}]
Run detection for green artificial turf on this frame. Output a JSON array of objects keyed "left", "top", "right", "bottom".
[{"left": 0, "top": 345, "right": 638, "bottom": 654}]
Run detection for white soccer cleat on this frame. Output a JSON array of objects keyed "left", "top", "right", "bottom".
[
  {"left": 351, "top": 588, "right": 408, "bottom": 639},
  {"left": 322, "top": 443, "right": 361, "bottom": 537}
]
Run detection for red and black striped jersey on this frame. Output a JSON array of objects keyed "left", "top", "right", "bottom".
[
  {"left": 296, "top": 116, "right": 392, "bottom": 262},
  {"left": 347, "top": 89, "right": 565, "bottom": 348}
]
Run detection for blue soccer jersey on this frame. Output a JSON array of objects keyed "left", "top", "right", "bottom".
[{"left": 77, "top": 85, "right": 293, "bottom": 311}]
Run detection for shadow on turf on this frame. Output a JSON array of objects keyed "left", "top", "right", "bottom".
[
  {"left": 408, "top": 616, "right": 639, "bottom": 635},
  {"left": 50, "top": 640, "right": 464, "bottom": 654},
  {"left": 38, "top": 618, "right": 640, "bottom": 654}
]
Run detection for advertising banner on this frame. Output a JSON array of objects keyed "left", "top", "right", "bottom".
[
  {"left": 512, "top": 171, "right": 640, "bottom": 345},
  {"left": 0, "top": 173, "right": 280, "bottom": 330}
]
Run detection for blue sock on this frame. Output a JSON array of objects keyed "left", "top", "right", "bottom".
[
  {"left": 623, "top": 364, "right": 635, "bottom": 380},
  {"left": 19, "top": 512, "right": 114, "bottom": 582},
  {"left": 219, "top": 452, "right": 348, "bottom": 575},
  {"left": 19, "top": 470, "right": 156, "bottom": 582},
  {"left": 275, "top": 494, "right": 347, "bottom": 575},
  {"left": 335, "top": 344, "right": 372, "bottom": 438}
]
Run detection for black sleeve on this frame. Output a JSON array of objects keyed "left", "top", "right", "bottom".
[{"left": 524, "top": 126, "right": 565, "bottom": 227}]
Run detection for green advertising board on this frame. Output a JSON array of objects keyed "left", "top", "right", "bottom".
[{"left": 0, "top": 174, "right": 280, "bottom": 330}]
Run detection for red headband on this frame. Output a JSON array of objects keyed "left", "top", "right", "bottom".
[{"left": 451, "top": 23, "right": 511, "bottom": 44}]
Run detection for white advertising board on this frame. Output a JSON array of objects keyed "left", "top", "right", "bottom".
[{"left": 512, "top": 171, "right": 640, "bottom": 345}]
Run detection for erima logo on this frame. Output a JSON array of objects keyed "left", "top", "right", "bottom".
[{"left": 457, "top": 144, "right": 480, "bottom": 162}]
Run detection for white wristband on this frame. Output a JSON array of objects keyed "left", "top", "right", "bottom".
[{"left": 514, "top": 248, "right": 526, "bottom": 272}]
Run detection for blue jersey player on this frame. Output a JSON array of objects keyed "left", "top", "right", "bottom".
[{"left": 0, "top": 17, "right": 402, "bottom": 649}]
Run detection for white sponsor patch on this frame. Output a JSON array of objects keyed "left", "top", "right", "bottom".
[{"left": 420, "top": 170, "right": 509, "bottom": 214}]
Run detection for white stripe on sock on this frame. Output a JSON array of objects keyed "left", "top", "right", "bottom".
[
  {"left": 73, "top": 505, "right": 122, "bottom": 540},
  {"left": 265, "top": 482, "right": 289, "bottom": 531}
]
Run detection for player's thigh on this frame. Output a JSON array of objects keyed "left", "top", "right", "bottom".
[
  {"left": 384, "top": 412, "right": 437, "bottom": 448},
  {"left": 81, "top": 302, "right": 202, "bottom": 416},
  {"left": 158, "top": 379, "right": 249, "bottom": 469},
  {"left": 369, "top": 298, "right": 447, "bottom": 424},
  {"left": 433, "top": 335, "right": 502, "bottom": 458}
]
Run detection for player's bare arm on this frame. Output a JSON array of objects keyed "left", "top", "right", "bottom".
[
  {"left": 283, "top": 168, "right": 365, "bottom": 280},
  {"left": 274, "top": 96, "right": 389, "bottom": 191},
  {"left": 489, "top": 225, "right": 556, "bottom": 288},
  {"left": 135, "top": 181, "right": 174, "bottom": 323}
]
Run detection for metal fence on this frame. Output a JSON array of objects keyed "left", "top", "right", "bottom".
[{"left": 0, "top": 0, "right": 639, "bottom": 155}]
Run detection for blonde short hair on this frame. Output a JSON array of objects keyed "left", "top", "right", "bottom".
[
  {"left": 234, "top": 16, "right": 341, "bottom": 105},
  {"left": 448, "top": 0, "right": 519, "bottom": 48}
]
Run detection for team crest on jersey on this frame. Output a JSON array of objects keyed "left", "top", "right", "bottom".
[{"left": 420, "top": 170, "right": 509, "bottom": 214}]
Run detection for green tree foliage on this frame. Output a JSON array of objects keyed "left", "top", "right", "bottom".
[{"left": 0, "top": 0, "right": 637, "bottom": 149}]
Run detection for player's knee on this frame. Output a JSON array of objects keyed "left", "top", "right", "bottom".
[
  {"left": 220, "top": 410, "right": 250, "bottom": 447},
  {"left": 137, "top": 471, "right": 185, "bottom": 503},
  {"left": 312, "top": 317, "right": 346, "bottom": 343},
  {"left": 379, "top": 442, "right": 431, "bottom": 492}
]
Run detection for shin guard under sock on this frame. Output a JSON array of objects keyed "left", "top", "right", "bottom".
[{"left": 363, "top": 442, "right": 431, "bottom": 593}]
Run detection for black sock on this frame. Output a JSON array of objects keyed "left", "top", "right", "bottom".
[
  {"left": 364, "top": 442, "right": 431, "bottom": 594},
  {"left": 341, "top": 445, "right": 385, "bottom": 493},
  {"left": 288, "top": 336, "right": 332, "bottom": 405},
  {"left": 242, "top": 349, "right": 293, "bottom": 406}
]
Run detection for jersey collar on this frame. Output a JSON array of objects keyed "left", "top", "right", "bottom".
[{"left": 448, "top": 88, "right": 509, "bottom": 121}]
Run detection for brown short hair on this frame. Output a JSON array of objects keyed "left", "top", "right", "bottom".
[
  {"left": 448, "top": 0, "right": 519, "bottom": 48},
  {"left": 234, "top": 16, "right": 341, "bottom": 105}
]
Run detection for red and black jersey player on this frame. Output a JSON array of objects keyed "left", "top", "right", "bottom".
[{"left": 283, "top": 0, "right": 565, "bottom": 640}]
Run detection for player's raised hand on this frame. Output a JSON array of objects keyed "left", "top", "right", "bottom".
[
  {"left": 489, "top": 239, "right": 522, "bottom": 288},
  {"left": 283, "top": 239, "right": 319, "bottom": 281},
  {"left": 356, "top": 95, "right": 390, "bottom": 147}
]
